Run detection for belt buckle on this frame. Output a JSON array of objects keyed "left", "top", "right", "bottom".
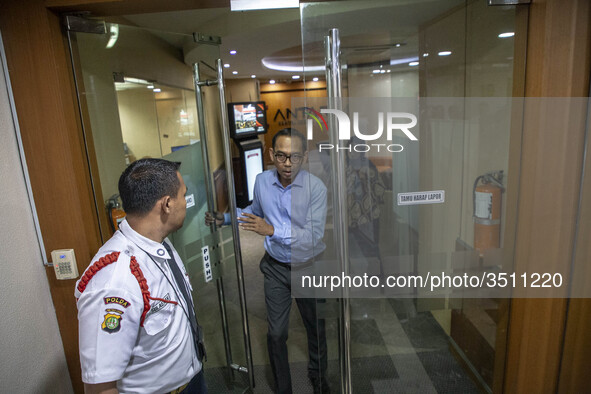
[{"left": 169, "top": 382, "right": 189, "bottom": 394}]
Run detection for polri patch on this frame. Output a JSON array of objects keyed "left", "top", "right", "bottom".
[
  {"left": 103, "top": 296, "right": 130, "bottom": 308},
  {"left": 101, "top": 309, "right": 123, "bottom": 334}
]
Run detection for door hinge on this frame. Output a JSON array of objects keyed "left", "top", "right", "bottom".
[
  {"left": 193, "top": 33, "right": 222, "bottom": 46},
  {"left": 64, "top": 15, "right": 106, "bottom": 34}
]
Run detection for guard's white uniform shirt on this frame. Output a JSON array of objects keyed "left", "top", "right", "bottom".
[{"left": 75, "top": 219, "right": 201, "bottom": 393}]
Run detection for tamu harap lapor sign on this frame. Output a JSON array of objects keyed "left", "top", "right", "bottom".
[{"left": 398, "top": 190, "right": 445, "bottom": 206}]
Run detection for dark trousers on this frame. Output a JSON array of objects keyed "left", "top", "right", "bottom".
[
  {"left": 179, "top": 368, "right": 207, "bottom": 393},
  {"left": 260, "top": 252, "right": 327, "bottom": 394}
]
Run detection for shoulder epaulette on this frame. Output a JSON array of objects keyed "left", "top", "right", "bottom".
[{"left": 77, "top": 252, "right": 121, "bottom": 293}]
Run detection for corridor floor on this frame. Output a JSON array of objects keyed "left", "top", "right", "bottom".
[{"left": 202, "top": 229, "right": 479, "bottom": 394}]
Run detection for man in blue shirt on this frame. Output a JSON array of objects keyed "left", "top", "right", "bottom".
[{"left": 207, "top": 128, "right": 328, "bottom": 393}]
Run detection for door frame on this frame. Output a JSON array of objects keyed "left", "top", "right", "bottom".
[{"left": 0, "top": 0, "right": 589, "bottom": 393}]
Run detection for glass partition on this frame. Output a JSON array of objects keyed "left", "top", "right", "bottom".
[
  {"left": 299, "top": 1, "right": 526, "bottom": 392},
  {"left": 67, "top": 22, "right": 251, "bottom": 392}
]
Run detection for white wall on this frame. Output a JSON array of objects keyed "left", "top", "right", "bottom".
[{"left": 0, "top": 44, "right": 73, "bottom": 394}]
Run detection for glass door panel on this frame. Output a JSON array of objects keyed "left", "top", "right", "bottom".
[
  {"left": 300, "top": 1, "right": 525, "bottom": 392},
  {"left": 67, "top": 21, "right": 252, "bottom": 392}
]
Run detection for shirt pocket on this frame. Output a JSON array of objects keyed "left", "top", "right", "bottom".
[{"left": 143, "top": 297, "right": 175, "bottom": 335}]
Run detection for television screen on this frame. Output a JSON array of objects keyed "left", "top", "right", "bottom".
[{"left": 228, "top": 101, "right": 267, "bottom": 139}]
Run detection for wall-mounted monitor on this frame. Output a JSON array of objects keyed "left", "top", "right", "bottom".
[{"left": 228, "top": 101, "right": 268, "bottom": 139}]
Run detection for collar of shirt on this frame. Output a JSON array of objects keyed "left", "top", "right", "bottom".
[
  {"left": 118, "top": 219, "right": 172, "bottom": 260},
  {"left": 271, "top": 168, "right": 306, "bottom": 189}
]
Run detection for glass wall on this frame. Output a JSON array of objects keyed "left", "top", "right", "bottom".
[
  {"left": 68, "top": 22, "right": 252, "bottom": 392},
  {"left": 299, "top": 1, "right": 525, "bottom": 392}
]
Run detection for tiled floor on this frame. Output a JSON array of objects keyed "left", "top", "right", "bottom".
[{"left": 201, "top": 229, "right": 480, "bottom": 393}]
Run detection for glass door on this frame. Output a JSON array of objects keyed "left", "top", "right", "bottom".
[
  {"left": 299, "top": 1, "right": 527, "bottom": 392},
  {"left": 65, "top": 18, "right": 254, "bottom": 392}
]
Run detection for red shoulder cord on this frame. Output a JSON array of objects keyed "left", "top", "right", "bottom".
[
  {"left": 77, "top": 251, "right": 177, "bottom": 327},
  {"left": 129, "top": 256, "right": 178, "bottom": 327},
  {"left": 77, "top": 252, "right": 121, "bottom": 294}
]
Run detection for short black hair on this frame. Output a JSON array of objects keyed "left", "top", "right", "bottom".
[
  {"left": 118, "top": 158, "right": 181, "bottom": 215},
  {"left": 272, "top": 128, "right": 307, "bottom": 152}
]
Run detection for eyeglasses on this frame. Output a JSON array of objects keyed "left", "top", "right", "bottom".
[{"left": 274, "top": 152, "right": 304, "bottom": 164}]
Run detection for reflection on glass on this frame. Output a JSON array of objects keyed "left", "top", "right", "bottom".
[
  {"left": 114, "top": 79, "right": 199, "bottom": 162},
  {"left": 300, "top": 0, "right": 522, "bottom": 392}
]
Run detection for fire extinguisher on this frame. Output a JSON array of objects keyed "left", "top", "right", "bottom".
[
  {"left": 106, "top": 194, "right": 126, "bottom": 233},
  {"left": 473, "top": 171, "right": 504, "bottom": 255}
]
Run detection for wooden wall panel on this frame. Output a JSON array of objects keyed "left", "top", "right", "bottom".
[
  {"left": 0, "top": 0, "right": 104, "bottom": 392},
  {"left": 557, "top": 77, "right": 591, "bottom": 393},
  {"left": 504, "top": 0, "right": 591, "bottom": 393}
]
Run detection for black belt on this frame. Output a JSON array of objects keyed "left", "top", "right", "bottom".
[{"left": 265, "top": 251, "right": 323, "bottom": 271}]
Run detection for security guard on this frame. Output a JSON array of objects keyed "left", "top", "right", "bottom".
[{"left": 75, "top": 158, "right": 206, "bottom": 394}]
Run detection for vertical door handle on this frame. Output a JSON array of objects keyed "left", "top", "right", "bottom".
[
  {"left": 216, "top": 59, "right": 256, "bottom": 390},
  {"left": 325, "top": 28, "right": 352, "bottom": 394}
]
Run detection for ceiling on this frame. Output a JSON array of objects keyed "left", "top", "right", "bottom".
[{"left": 114, "top": 0, "right": 476, "bottom": 82}]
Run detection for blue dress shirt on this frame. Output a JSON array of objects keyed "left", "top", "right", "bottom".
[{"left": 226, "top": 168, "right": 327, "bottom": 263}]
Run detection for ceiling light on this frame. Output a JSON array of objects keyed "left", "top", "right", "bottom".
[
  {"left": 153, "top": 88, "right": 161, "bottom": 93},
  {"left": 106, "top": 24, "right": 119, "bottom": 49},
  {"left": 147, "top": 85, "right": 154, "bottom": 89},
  {"left": 224, "top": 64, "right": 230, "bottom": 68},
  {"left": 292, "top": 75, "right": 300, "bottom": 79},
  {"left": 231, "top": 0, "right": 299, "bottom": 11},
  {"left": 409, "top": 61, "right": 419, "bottom": 66},
  {"left": 313, "top": 77, "right": 319, "bottom": 82},
  {"left": 230, "top": 50, "right": 237, "bottom": 55},
  {"left": 390, "top": 57, "right": 419, "bottom": 66},
  {"left": 386, "top": 70, "right": 391, "bottom": 73},
  {"left": 498, "top": 32, "right": 515, "bottom": 38},
  {"left": 373, "top": 70, "right": 381, "bottom": 74},
  {"left": 232, "top": 71, "right": 238, "bottom": 75},
  {"left": 395, "top": 43, "right": 401, "bottom": 48},
  {"left": 423, "top": 53, "right": 429, "bottom": 57},
  {"left": 124, "top": 77, "right": 148, "bottom": 84},
  {"left": 438, "top": 51, "right": 452, "bottom": 56},
  {"left": 261, "top": 58, "right": 324, "bottom": 73},
  {"left": 269, "top": 80, "right": 276, "bottom": 84},
  {"left": 380, "top": 70, "right": 386, "bottom": 73},
  {"left": 251, "top": 75, "right": 256, "bottom": 78}
]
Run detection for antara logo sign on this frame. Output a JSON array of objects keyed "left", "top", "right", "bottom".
[{"left": 305, "top": 108, "right": 418, "bottom": 153}]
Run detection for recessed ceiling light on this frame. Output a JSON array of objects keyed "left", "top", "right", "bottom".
[
  {"left": 409, "top": 61, "right": 419, "bottom": 66},
  {"left": 386, "top": 70, "right": 391, "bottom": 73},
  {"left": 231, "top": 0, "right": 299, "bottom": 11},
  {"left": 373, "top": 70, "right": 381, "bottom": 74},
  {"left": 312, "top": 77, "right": 319, "bottom": 82},
  {"left": 224, "top": 64, "right": 230, "bottom": 68},
  {"left": 423, "top": 53, "right": 429, "bottom": 57},
  {"left": 269, "top": 80, "right": 276, "bottom": 84},
  {"left": 251, "top": 75, "right": 256, "bottom": 78},
  {"left": 261, "top": 58, "right": 324, "bottom": 72},
  {"left": 380, "top": 70, "right": 386, "bottom": 73},
  {"left": 147, "top": 85, "right": 154, "bottom": 89},
  {"left": 395, "top": 43, "right": 401, "bottom": 48},
  {"left": 230, "top": 50, "right": 237, "bottom": 55},
  {"left": 390, "top": 57, "right": 419, "bottom": 66},
  {"left": 232, "top": 71, "right": 238, "bottom": 75},
  {"left": 498, "top": 32, "right": 515, "bottom": 38},
  {"left": 153, "top": 88, "right": 161, "bottom": 92},
  {"left": 292, "top": 75, "right": 300, "bottom": 79},
  {"left": 438, "top": 51, "right": 452, "bottom": 56}
]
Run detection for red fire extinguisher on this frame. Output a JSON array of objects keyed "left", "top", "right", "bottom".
[
  {"left": 473, "top": 171, "right": 504, "bottom": 255},
  {"left": 106, "top": 194, "right": 126, "bottom": 233}
]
